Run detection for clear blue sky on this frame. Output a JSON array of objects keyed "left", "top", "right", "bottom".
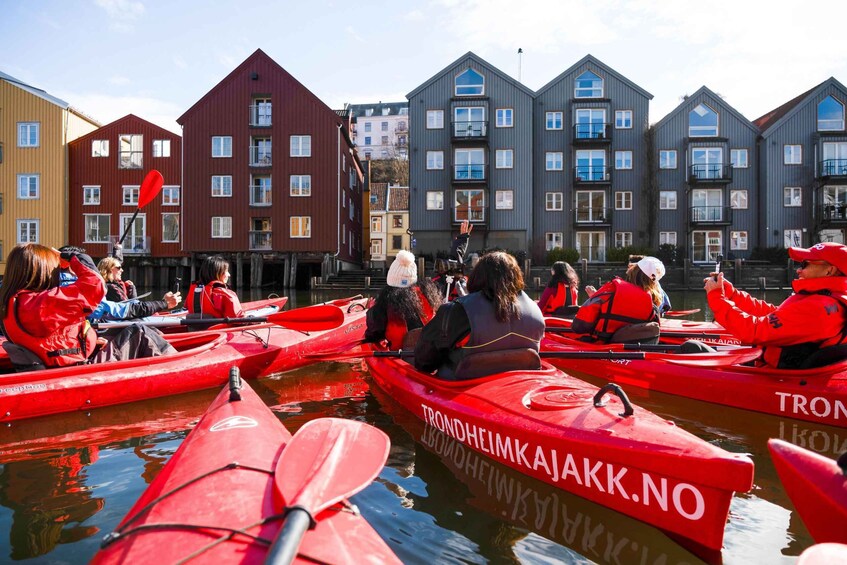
[{"left": 3, "top": 0, "right": 847, "bottom": 135}]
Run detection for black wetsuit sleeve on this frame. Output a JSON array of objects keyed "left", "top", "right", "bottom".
[{"left": 414, "top": 302, "right": 471, "bottom": 373}]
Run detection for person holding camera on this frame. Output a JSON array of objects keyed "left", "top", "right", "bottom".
[{"left": 431, "top": 220, "right": 473, "bottom": 301}]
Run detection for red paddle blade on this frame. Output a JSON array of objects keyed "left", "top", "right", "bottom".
[
  {"left": 268, "top": 304, "right": 345, "bottom": 331},
  {"left": 138, "top": 170, "right": 164, "bottom": 208},
  {"left": 274, "top": 418, "right": 389, "bottom": 516},
  {"left": 665, "top": 309, "right": 701, "bottom": 317}
]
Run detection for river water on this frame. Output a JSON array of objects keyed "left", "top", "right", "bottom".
[{"left": 1, "top": 288, "right": 838, "bottom": 564}]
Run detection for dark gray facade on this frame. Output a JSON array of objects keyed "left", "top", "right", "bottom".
[
  {"left": 653, "top": 86, "right": 759, "bottom": 262},
  {"left": 407, "top": 52, "right": 535, "bottom": 256},
  {"left": 532, "top": 55, "right": 652, "bottom": 262},
  {"left": 755, "top": 78, "right": 847, "bottom": 249}
]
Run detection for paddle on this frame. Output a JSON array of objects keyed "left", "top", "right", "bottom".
[
  {"left": 265, "top": 418, "right": 390, "bottom": 565},
  {"left": 545, "top": 326, "right": 725, "bottom": 340},
  {"left": 665, "top": 308, "right": 701, "bottom": 317},
  {"left": 118, "top": 291, "right": 152, "bottom": 303},
  {"left": 95, "top": 304, "right": 344, "bottom": 332},
  {"left": 117, "top": 170, "right": 164, "bottom": 247}
]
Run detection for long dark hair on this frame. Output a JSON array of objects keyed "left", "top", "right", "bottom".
[
  {"left": 0, "top": 244, "right": 61, "bottom": 318},
  {"left": 467, "top": 251, "right": 524, "bottom": 322},
  {"left": 378, "top": 278, "right": 443, "bottom": 322},
  {"left": 625, "top": 263, "right": 662, "bottom": 306},
  {"left": 547, "top": 261, "right": 579, "bottom": 291},
  {"left": 199, "top": 256, "right": 230, "bottom": 285}
]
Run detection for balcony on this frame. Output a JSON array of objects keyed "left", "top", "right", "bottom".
[
  {"left": 690, "top": 206, "right": 732, "bottom": 225},
  {"left": 572, "top": 123, "right": 611, "bottom": 144},
  {"left": 688, "top": 164, "right": 732, "bottom": 184},
  {"left": 119, "top": 235, "right": 151, "bottom": 255},
  {"left": 250, "top": 184, "right": 272, "bottom": 206},
  {"left": 249, "top": 231, "right": 272, "bottom": 251},
  {"left": 818, "top": 159, "right": 847, "bottom": 180},
  {"left": 249, "top": 105, "right": 272, "bottom": 127},
  {"left": 451, "top": 121, "right": 488, "bottom": 141},
  {"left": 573, "top": 166, "right": 611, "bottom": 184},
  {"left": 453, "top": 164, "right": 488, "bottom": 183},
  {"left": 249, "top": 146, "right": 272, "bottom": 167},
  {"left": 819, "top": 203, "right": 847, "bottom": 225},
  {"left": 573, "top": 207, "right": 612, "bottom": 226},
  {"left": 453, "top": 205, "right": 486, "bottom": 224}
]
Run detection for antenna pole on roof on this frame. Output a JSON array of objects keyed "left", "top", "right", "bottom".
[{"left": 517, "top": 48, "right": 523, "bottom": 82}]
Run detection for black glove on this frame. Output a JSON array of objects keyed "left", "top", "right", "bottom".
[{"left": 63, "top": 251, "right": 97, "bottom": 273}]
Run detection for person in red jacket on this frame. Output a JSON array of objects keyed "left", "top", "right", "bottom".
[
  {"left": 704, "top": 242, "right": 847, "bottom": 368},
  {"left": 537, "top": 261, "right": 580, "bottom": 317},
  {"left": 186, "top": 256, "right": 244, "bottom": 318}
]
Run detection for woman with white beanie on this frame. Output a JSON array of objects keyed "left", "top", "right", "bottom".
[{"left": 364, "top": 250, "right": 443, "bottom": 350}]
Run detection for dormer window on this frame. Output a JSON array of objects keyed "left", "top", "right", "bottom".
[
  {"left": 689, "top": 103, "right": 719, "bottom": 137},
  {"left": 818, "top": 96, "right": 845, "bottom": 131},
  {"left": 382, "top": 107, "right": 390, "bottom": 116},
  {"left": 574, "top": 71, "right": 603, "bottom": 98},
  {"left": 455, "top": 68, "right": 484, "bottom": 96}
]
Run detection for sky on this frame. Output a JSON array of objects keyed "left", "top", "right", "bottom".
[{"left": 2, "top": 0, "right": 847, "bottom": 135}]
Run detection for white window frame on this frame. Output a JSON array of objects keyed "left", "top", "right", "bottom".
[
  {"left": 453, "top": 189, "right": 486, "bottom": 222},
  {"left": 659, "top": 190, "right": 677, "bottom": 210},
  {"left": 212, "top": 136, "right": 232, "bottom": 158},
  {"left": 546, "top": 232, "right": 564, "bottom": 251},
  {"left": 730, "top": 231, "right": 748, "bottom": 251},
  {"left": 546, "top": 152, "right": 563, "bottom": 171},
  {"left": 495, "top": 190, "right": 514, "bottom": 210},
  {"left": 784, "top": 144, "right": 802, "bottom": 165},
  {"left": 290, "top": 135, "right": 312, "bottom": 157},
  {"left": 495, "top": 108, "right": 513, "bottom": 128},
  {"left": 153, "top": 139, "right": 171, "bottom": 158},
  {"left": 371, "top": 216, "right": 383, "bottom": 233},
  {"left": 83, "top": 185, "right": 101, "bottom": 205},
  {"left": 689, "top": 103, "right": 719, "bottom": 137},
  {"left": 659, "top": 150, "right": 677, "bottom": 169},
  {"left": 730, "top": 189, "right": 748, "bottom": 209},
  {"left": 426, "top": 151, "right": 444, "bottom": 170},
  {"left": 731, "top": 148, "right": 749, "bottom": 168},
  {"left": 615, "top": 151, "right": 633, "bottom": 170},
  {"left": 574, "top": 71, "right": 603, "bottom": 98},
  {"left": 784, "top": 229, "right": 802, "bottom": 248},
  {"left": 17, "top": 174, "right": 39, "bottom": 199},
  {"left": 119, "top": 134, "right": 143, "bottom": 169},
  {"left": 615, "top": 232, "right": 633, "bottom": 247},
  {"left": 495, "top": 149, "right": 514, "bottom": 169},
  {"left": 211, "top": 216, "right": 232, "bottom": 238},
  {"left": 250, "top": 176, "right": 273, "bottom": 206},
  {"left": 122, "top": 185, "right": 140, "bottom": 206},
  {"left": 615, "top": 110, "right": 633, "bottom": 129},
  {"left": 426, "top": 191, "right": 444, "bottom": 210},
  {"left": 784, "top": 186, "right": 802, "bottom": 207},
  {"left": 162, "top": 185, "right": 180, "bottom": 206},
  {"left": 162, "top": 212, "right": 179, "bottom": 243},
  {"left": 659, "top": 231, "right": 677, "bottom": 246},
  {"left": 211, "top": 175, "right": 233, "bottom": 198},
  {"left": 426, "top": 110, "right": 444, "bottom": 129},
  {"left": 615, "top": 191, "right": 632, "bottom": 210},
  {"left": 692, "top": 230, "right": 723, "bottom": 262},
  {"left": 83, "top": 214, "right": 110, "bottom": 243},
  {"left": 92, "top": 139, "right": 109, "bottom": 157},
  {"left": 545, "top": 192, "right": 563, "bottom": 211},
  {"left": 455, "top": 68, "right": 485, "bottom": 96},
  {"left": 290, "top": 216, "right": 312, "bottom": 238},
  {"left": 818, "top": 96, "right": 845, "bottom": 131},
  {"left": 371, "top": 239, "right": 383, "bottom": 256},
  {"left": 290, "top": 175, "right": 312, "bottom": 197},
  {"left": 546, "top": 111, "right": 563, "bottom": 130},
  {"left": 17, "top": 122, "right": 39, "bottom": 147},
  {"left": 17, "top": 219, "right": 39, "bottom": 243}
]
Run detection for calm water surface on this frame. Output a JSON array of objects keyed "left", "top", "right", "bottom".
[{"left": 1, "top": 288, "right": 837, "bottom": 564}]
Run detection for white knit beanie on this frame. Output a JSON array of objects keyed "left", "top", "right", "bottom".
[{"left": 386, "top": 250, "right": 417, "bottom": 288}]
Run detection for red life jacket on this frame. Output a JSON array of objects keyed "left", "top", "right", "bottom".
[
  {"left": 542, "top": 282, "right": 578, "bottom": 314},
  {"left": 187, "top": 282, "right": 226, "bottom": 318},
  {"left": 573, "top": 278, "right": 658, "bottom": 342},
  {"left": 385, "top": 286, "right": 435, "bottom": 349},
  {"left": 2, "top": 292, "right": 96, "bottom": 367},
  {"left": 771, "top": 289, "right": 847, "bottom": 368}
]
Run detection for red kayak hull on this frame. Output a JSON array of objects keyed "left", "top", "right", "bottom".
[
  {"left": 366, "top": 354, "right": 753, "bottom": 550},
  {"left": 0, "top": 300, "right": 368, "bottom": 422},
  {"left": 92, "top": 378, "right": 398, "bottom": 564},
  {"left": 768, "top": 439, "right": 847, "bottom": 544},
  {"left": 153, "top": 296, "right": 288, "bottom": 318},
  {"left": 542, "top": 332, "right": 847, "bottom": 428},
  {"left": 545, "top": 316, "right": 745, "bottom": 346}
]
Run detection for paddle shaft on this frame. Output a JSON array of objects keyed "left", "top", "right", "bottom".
[
  {"left": 371, "top": 350, "right": 648, "bottom": 360},
  {"left": 95, "top": 315, "right": 268, "bottom": 329},
  {"left": 266, "top": 508, "right": 311, "bottom": 565},
  {"left": 117, "top": 209, "right": 141, "bottom": 247},
  {"left": 545, "top": 327, "right": 723, "bottom": 340}
]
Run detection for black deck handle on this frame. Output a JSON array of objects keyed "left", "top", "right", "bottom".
[
  {"left": 228, "top": 366, "right": 242, "bottom": 402},
  {"left": 593, "top": 383, "right": 634, "bottom": 417}
]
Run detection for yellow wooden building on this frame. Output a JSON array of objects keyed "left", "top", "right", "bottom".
[{"left": 1, "top": 71, "right": 99, "bottom": 274}]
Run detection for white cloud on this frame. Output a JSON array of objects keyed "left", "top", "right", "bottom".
[
  {"left": 403, "top": 10, "right": 424, "bottom": 21},
  {"left": 94, "top": 0, "right": 145, "bottom": 32},
  {"left": 58, "top": 91, "right": 183, "bottom": 134},
  {"left": 346, "top": 25, "right": 365, "bottom": 43}
]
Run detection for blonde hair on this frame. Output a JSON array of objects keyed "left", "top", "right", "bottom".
[
  {"left": 625, "top": 263, "right": 662, "bottom": 307},
  {"left": 98, "top": 256, "right": 122, "bottom": 282}
]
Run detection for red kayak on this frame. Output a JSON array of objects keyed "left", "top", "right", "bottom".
[
  {"left": 768, "top": 439, "right": 847, "bottom": 544},
  {"left": 542, "top": 331, "right": 847, "bottom": 427},
  {"left": 366, "top": 351, "right": 754, "bottom": 550},
  {"left": 0, "top": 300, "right": 369, "bottom": 422},
  {"left": 93, "top": 371, "right": 398, "bottom": 564},
  {"left": 545, "top": 315, "right": 745, "bottom": 346}
]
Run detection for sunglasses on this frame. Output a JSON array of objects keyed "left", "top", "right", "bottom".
[{"left": 798, "top": 260, "right": 828, "bottom": 269}]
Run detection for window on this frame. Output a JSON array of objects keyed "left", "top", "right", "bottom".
[
  {"left": 371, "top": 216, "right": 383, "bottom": 232},
  {"left": 365, "top": 108, "right": 374, "bottom": 117},
  {"left": 83, "top": 215, "right": 110, "bottom": 243},
  {"left": 251, "top": 137, "right": 272, "bottom": 166},
  {"left": 454, "top": 148, "right": 485, "bottom": 180},
  {"left": 615, "top": 110, "right": 632, "bottom": 129},
  {"left": 691, "top": 188, "right": 724, "bottom": 221},
  {"left": 689, "top": 103, "right": 718, "bottom": 136},
  {"left": 496, "top": 108, "right": 513, "bottom": 127},
  {"left": 822, "top": 142, "right": 847, "bottom": 175},
  {"left": 153, "top": 139, "right": 171, "bottom": 157},
  {"left": 615, "top": 232, "right": 633, "bottom": 247},
  {"left": 546, "top": 232, "right": 563, "bottom": 251},
  {"left": 575, "top": 150, "right": 607, "bottom": 181},
  {"left": 251, "top": 176, "right": 272, "bottom": 205},
  {"left": 83, "top": 185, "right": 100, "bottom": 205},
  {"left": 381, "top": 136, "right": 389, "bottom": 145},
  {"left": 575, "top": 109, "right": 605, "bottom": 139},
  {"left": 784, "top": 229, "right": 802, "bottom": 248},
  {"left": 289, "top": 175, "right": 311, "bottom": 197},
  {"left": 546, "top": 152, "right": 563, "bottom": 171},
  {"left": 784, "top": 186, "right": 802, "bottom": 207},
  {"left": 455, "top": 68, "right": 484, "bottom": 96},
  {"left": 381, "top": 122, "right": 388, "bottom": 131},
  {"left": 615, "top": 191, "right": 632, "bottom": 209},
  {"left": 393, "top": 215, "right": 403, "bottom": 228},
  {"left": 290, "top": 216, "right": 312, "bottom": 238},
  {"left": 784, "top": 145, "right": 802, "bottom": 165},
  {"left": 212, "top": 216, "right": 232, "bottom": 238},
  {"left": 692, "top": 230, "right": 722, "bottom": 262},
  {"left": 730, "top": 190, "right": 748, "bottom": 209},
  {"left": 454, "top": 107, "right": 484, "bottom": 137},
  {"left": 291, "top": 135, "right": 311, "bottom": 157},
  {"left": 731, "top": 231, "right": 748, "bottom": 251},
  {"left": 119, "top": 134, "right": 143, "bottom": 168},
  {"left": 251, "top": 98, "right": 272, "bottom": 126},
  {"left": 731, "top": 149, "right": 748, "bottom": 168},
  {"left": 546, "top": 111, "right": 563, "bottom": 130},
  {"left": 818, "top": 96, "right": 844, "bottom": 131},
  {"left": 123, "top": 185, "right": 139, "bottom": 205},
  {"left": 660, "top": 231, "right": 677, "bottom": 246},
  {"left": 426, "top": 110, "right": 444, "bottom": 129},
  {"left": 17, "top": 219, "right": 39, "bottom": 243},
  {"left": 399, "top": 107, "right": 408, "bottom": 115},
  {"left": 17, "top": 174, "right": 39, "bottom": 199},
  {"left": 575, "top": 190, "right": 607, "bottom": 222},
  {"left": 495, "top": 190, "right": 514, "bottom": 209},
  {"left": 426, "top": 191, "right": 444, "bottom": 210},
  {"left": 576, "top": 232, "right": 606, "bottom": 261},
  {"left": 546, "top": 192, "right": 563, "bottom": 211},
  {"left": 659, "top": 150, "right": 677, "bottom": 169},
  {"left": 250, "top": 218, "right": 272, "bottom": 250},
  {"left": 660, "top": 191, "right": 677, "bottom": 210},
  {"left": 212, "top": 136, "right": 232, "bottom": 158},
  {"left": 391, "top": 235, "right": 403, "bottom": 250},
  {"left": 211, "top": 175, "right": 232, "bottom": 197},
  {"left": 426, "top": 151, "right": 444, "bottom": 169},
  {"left": 495, "top": 149, "right": 513, "bottom": 169},
  {"left": 364, "top": 136, "right": 372, "bottom": 145},
  {"left": 574, "top": 71, "right": 603, "bottom": 98},
  {"left": 371, "top": 239, "right": 383, "bottom": 256},
  {"left": 454, "top": 189, "right": 485, "bottom": 222},
  {"left": 615, "top": 151, "right": 632, "bottom": 170},
  {"left": 163, "top": 213, "right": 179, "bottom": 243},
  {"left": 92, "top": 140, "right": 109, "bottom": 157},
  {"left": 691, "top": 147, "right": 724, "bottom": 179},
  {"left": 17, "top": 123, "right": 39, "bottom": 147},
  {"left": 364, "top": 122, "right": 372, "bottom": 132},
  {"left": 162, "top": 186, "right": 180, "bottom": 206}
]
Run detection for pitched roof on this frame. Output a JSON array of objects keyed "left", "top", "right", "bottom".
[
  {"left": 407, "top": 51, "right": 535, "bottom": 99},
  {"left": 0, "top": 69, "right": 100, "bottom": 125},
  {"left": 752, "top": 79, "right": 842, "bottom": 133},
  {"left": 346, "top": 101, "right": 408, "bottom": 119},
  {"left": 536, "top": 54, "right": 653, "bottom": 99},
  {"left": 653, "top": 85, "right": 757, "bottom": 133},
  {"left": 369, "top": 183, "right": 387, "bottom": 211},
  {"left": 387, "top": 186, "right": 409, "bottom": 211}
]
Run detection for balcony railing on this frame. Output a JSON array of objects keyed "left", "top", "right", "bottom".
[
  {"left": 117, "top": 235, "right": 151, "bottom": 255},
  {"left": 574, "top": 206, "right": 612, "bottom": 225},
  {"left": 453, "top": 205, "right": 486, "bottom": 223},
  {"left": 249, "top": 231, "right": 272, "bottom": 250},
  {"left": 453, "top": 164, "right": 488, "bottom": 182},
  {"left": 250, "top": 184, "right": 272, "bottom": 206},
  {"left": 689, "top": 164, "right": 732, "bottom": 183},
  {"left": 574, "top": 166, "right": 611, "bottom": 184},
  {"left": 818, "top": 159, "right": 847, "bottom": 179},
  {"left": 119, "top": 153, "right": 143, "bottom": 169},
  {"left": 250, "top": 146, "right": 272, "bottom": 167},
  {"left": 690, "top": 206, "right": 732, "bottom": 225},
  {"left": 451, "top": 121, "right": 488, "bottom": 140},
  {"left": 819, "top": 203, "right": 847, "bottom": 224},
  {"left": 249, "top": 105, "right": 272, "bottom": 127},
  {"left": 573, "top": 123, "right": 610, "bottom": 142}
]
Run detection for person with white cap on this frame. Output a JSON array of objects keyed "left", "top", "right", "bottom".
[
  {"left": 628, "top": 254, "right": 672, "bottom": 315},
  {"left": 573, "top": 257, "right": 664, "bottom": 343},
  {"left": 704, "top": 242, "right": 847, "bottom": 368},
  {"left": 364, "top": 250, "right": 442, "bottom": 350}
]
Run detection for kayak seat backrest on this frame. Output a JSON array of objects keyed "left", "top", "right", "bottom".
[
  {"left": 798, "top": 343, "right": 847, "bottom": 369},
  {"left": 453, "top": 348, "right": 542, "bottom": 381},
  {"left": 609, "top": 322, "right": 660, "bottom": 345},
  {"left": 1, "top": 342, "right": 46, "bottom": 372}
]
